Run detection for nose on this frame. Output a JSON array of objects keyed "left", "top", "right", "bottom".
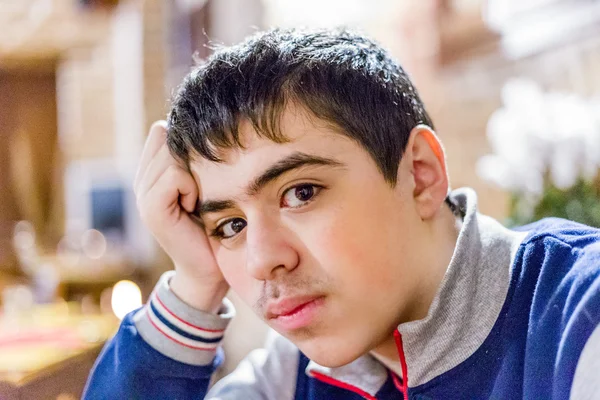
[{"left": 245, "top": 215, "right": 300, "bottom": 281}]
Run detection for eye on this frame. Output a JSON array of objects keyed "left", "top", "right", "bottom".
[
  {"left": 281, "top": 184, "right": 322, "bottom": 208},
  {"left": 214, "top": 218, "right": 247, "bottom": 239}
]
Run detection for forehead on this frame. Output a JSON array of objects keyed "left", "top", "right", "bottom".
[{"left": 189, "top": 105, "right": 359, "bottom": 199}]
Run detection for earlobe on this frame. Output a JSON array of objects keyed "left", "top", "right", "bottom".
[{"left": 406, "top": 125, "right": 449, "bottom": 220}]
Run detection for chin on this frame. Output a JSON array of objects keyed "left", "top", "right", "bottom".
[{"left": 293, "top": 334, "right": 369, "bottom": 368}]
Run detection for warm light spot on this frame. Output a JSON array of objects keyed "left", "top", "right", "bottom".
[{"left": 111, "top": 280, "right": 142, "bottom": 320}]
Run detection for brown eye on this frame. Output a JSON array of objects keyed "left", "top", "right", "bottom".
[
  {"left": 295, "top": 185, "right": 314, "bottom": 201},
  {"left": 281, "top": 184, "right": 321, "bottom": 208},
  {"left": 219, "top": 218, "right": 247, "bottom": 238}
]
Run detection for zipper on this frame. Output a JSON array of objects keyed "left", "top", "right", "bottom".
[{"left": 393, "top": 329, "right": 409, "bottom": 400}]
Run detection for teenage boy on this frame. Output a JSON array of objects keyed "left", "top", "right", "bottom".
[{"left": 84, "top": 28, "right": 600, "bottom": 400}]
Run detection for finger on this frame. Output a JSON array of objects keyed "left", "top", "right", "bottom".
[
  {"left": 142, "top": 165, "right": 198, "bottom": 226},
  {"left": 134, "top": 121, "right": 168, "bottom": 191},
  {"left": 179, "top": 176, "right": 199, "bottom": 214},
  {"left": 137, "top": 144, "right": 175, "bottom": 197},
  {"left": 138, "top": 149, "right": 198, "bottom": 213},
  {"left": 140, "top": 167, "right": 182, "bottom": 229}
]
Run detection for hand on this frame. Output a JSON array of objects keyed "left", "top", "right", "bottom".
[{"left": 133, "top": 121, "right": 229, "bottom": 313}]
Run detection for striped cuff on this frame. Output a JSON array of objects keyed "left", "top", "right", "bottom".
[{"left": 134, "top": 271, "right": 235, "bottom": 366}]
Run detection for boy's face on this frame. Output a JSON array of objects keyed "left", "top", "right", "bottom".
[{"left": 190, "top": 105, "right": 427, "bottom": 367}]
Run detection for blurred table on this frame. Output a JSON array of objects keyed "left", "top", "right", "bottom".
[{"left": 0, "top": 302, "right": 118, "bottom": 400}]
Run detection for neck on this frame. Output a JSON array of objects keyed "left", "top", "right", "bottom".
[{"left": 372, "top": 202, "right": 462, "bottom": 363}]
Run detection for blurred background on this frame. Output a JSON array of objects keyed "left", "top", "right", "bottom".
[{"left": 1, "top": 0, "right": 600, "bottom": 398}]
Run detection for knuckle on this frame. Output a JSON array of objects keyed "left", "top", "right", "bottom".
[
  {"left": 165, "top": 163, "right": 179, "bottom": 174},
  {"left": 165, "top": 164, "right": 183, "bottom": 181},
  {"left": 149, "top": 121, "right": 168, "bottom": 137}
]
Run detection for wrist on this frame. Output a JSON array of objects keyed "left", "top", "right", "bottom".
[{"left": 169, "top": 274, "right": 229, "bottom": 314}]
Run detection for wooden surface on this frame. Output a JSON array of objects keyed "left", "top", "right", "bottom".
[
  {"left": 0, "top": 345, "right": 102, "bottom": 400},
  {"left": 0, "top": 303, "right": 118, "bottom": 400}
]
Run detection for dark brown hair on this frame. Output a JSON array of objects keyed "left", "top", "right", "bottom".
[{"left": 167, "top": 28, "right": 433, "bottom": 185}]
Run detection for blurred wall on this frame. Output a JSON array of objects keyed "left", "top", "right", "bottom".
[
  {"left": 0, "top": 74, "right": 20, "bottom": 272},
  {"left": 0, "top": 70, "right": 62, "bottom": 269}
]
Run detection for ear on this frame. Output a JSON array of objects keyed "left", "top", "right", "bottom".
[{"left": 401, "top": 125, "right": 449, "bottom": 220}]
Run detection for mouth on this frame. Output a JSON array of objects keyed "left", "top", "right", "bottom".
[{"left": 265, "top": 295, "right": 325, "bottom": 331}]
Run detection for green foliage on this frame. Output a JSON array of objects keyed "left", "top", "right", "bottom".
[{"left": 507, "top": 177, "right": 600, "bottom": 228}]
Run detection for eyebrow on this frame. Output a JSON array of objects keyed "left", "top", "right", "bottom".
[{"left": 196, "top": 152, "right": 345, "bottom": 217}]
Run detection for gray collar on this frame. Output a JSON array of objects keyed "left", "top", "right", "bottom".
[{"left": 306, "top": 188, "right": 529, "bottom": 393}]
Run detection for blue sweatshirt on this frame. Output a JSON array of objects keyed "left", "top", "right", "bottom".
[{"left": 83, "top": 189, "right": 600, "bottom": 399}]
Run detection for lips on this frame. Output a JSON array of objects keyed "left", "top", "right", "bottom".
[
  {"left": 266, "top": 295, "right": 321, "bottom": 318},
  {"left": 265, "top": 295, "right": 325, "bottom": 331}
]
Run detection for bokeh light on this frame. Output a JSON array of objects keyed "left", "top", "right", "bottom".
[
  {"left": 81, "top": 229, "right": 107, "bottom": 259},
  {"left": 111, "top": 280, "right": 142, "bottom": 320}
]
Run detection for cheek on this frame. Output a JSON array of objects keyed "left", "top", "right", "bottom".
[
  {"left": 305, "top": 198, "right": 400, "bottom": 286},
  {"left": 213, "top": 247, "right": 255, "bottom": 302}
]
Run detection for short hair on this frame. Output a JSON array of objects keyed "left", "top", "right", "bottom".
[{"left": 167, "top": 27, "right": 434, "bottom": 185}]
